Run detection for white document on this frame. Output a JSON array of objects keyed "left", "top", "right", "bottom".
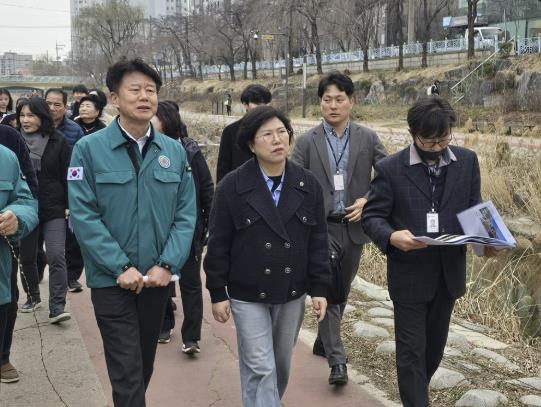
[{"left": 413, "top": 200, "right": 516, "bottom": 248}]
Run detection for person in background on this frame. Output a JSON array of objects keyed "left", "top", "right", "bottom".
[
  {"left": 224, "top": 92, "right": 232, "bottom": 116},
  {"left": 16, "top": 97, "right": 72, "bottom": 324},
  {"left": 45, "top": 88, "right": 84, "bottom": 147},
  {"left": 291, "top": 71, "right": 387, "bottom": 385},
  {"left": 74, "top": 94, "right": 106, "bottom": 135},
  {"left": 68, "top": 84, "right": 89, "bottom": 120},
  {"left": 205, "top": 105, "right": 329, "bottom": 407},
  {"left": 68, "top": 58, "right": 196, "bottom": 407},
  {"left": 216, "top": 84, "right": 272, "bottom": 183},
  {"left": 361, "top": 96, "right": 497, "bottom": 407},
  {"left": 151, "top": 100, "right": 214, "bottom": 352},
  {"left": 427, "top": 80, "right": 440, "bottom": 96},
  {"left": 0, "top": 144, "right": 38, "bottom": 385},
  {"left": 0, "top": 123, "right": 38, "bottom": 384},
  {"left": 0, "top": 88, "right": 14, "bottom": 121}
]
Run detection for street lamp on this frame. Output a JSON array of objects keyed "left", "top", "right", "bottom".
[{"left": 253, "top": 30, "right": 290, "bottom": 114}]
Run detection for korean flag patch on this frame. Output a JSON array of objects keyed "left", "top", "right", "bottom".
[{"left": 67, "top": 167, "right": 84, "bottom": 181}]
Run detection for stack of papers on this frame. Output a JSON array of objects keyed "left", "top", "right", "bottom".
[{"left": 414, "top": 201, "right": 516, "bottom": 248}]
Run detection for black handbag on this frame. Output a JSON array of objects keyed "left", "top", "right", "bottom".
[{"left": 326, "top": 249, "right": 346, "bottom": 305}]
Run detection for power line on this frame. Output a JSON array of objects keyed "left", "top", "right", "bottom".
[{"left": 0, "top": 2, "right": 69, "bottom": 13}]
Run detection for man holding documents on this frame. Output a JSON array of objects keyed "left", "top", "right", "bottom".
[
  {"left": 362, "top": 96, "right": 496, "bottom": 407},
  {"left": 68, "top": 58, "right": 196, "bottom": 406}
]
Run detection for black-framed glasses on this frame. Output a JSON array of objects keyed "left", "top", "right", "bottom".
[{"left": 416, "top": 134, "right": 453, "bottom": 149}]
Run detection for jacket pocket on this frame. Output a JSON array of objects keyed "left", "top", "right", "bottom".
[
  {"left": 153, "top": 170, "right": 181, "bottom": 184},
  {"left": 0, "top": 180, "right": 14, "bottom": 208},
  {"left": 95, "top": 171, "right": 134, "bottom": 184}
]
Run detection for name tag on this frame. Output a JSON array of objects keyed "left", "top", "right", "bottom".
[
  {"left": 427, "top": 212, "right": 439, "bottom": 233},
  {"left": 333, "top": 173, "right": 345, "bottom": 191}
]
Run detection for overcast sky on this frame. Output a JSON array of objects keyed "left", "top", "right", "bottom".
[{"left": 0, "top": 0, "right": 71, "bottom": 59}]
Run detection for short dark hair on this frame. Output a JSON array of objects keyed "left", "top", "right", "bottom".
[
  {"left": 317, "top": 71, "right": 355, "bottom": 98},
  {"left": 72, "top": 84, "right": 88, "bottom": 94},
  {"left": 240, "top": 84, "right": 272, "bottom": 105},
  {"left": 155, "top": 100, "right": 188, "bottom": 140},
  {"left": 237, "top": 105, "right": 293, "bottom": 153},
  {"left": 45, "top": 88, "right": 68, "bottom": 105},
  {"left": 407, "top": 96, "right": 457, "bottom": 139},
  {"left": 79, "top": 94, "right": 104, "bottom": 116},
  {"left": 16, "top": 97, "right": 56, "bottom": 136},
  {"left": 0, "top": 88, "right": 13, "bottom": 111},
  {"left": 106, "top": 58, "right": 162, "bottom": 93}
]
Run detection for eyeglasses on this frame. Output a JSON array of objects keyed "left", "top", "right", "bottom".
[
  {"left": 255, "top": 128, "right": 291, "bottom": 143},
  {"left": 416, "top": 134, "right": 453, "bottom": 149}
]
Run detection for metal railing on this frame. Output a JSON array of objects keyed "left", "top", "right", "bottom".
[{"left": 201, "top": 36, "right": 541, "bottom": 76}]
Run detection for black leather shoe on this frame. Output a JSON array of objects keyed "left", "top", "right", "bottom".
[
  {"left": 328, "top": 364, "right": 348, "bottom": 385},
  {"left": 312, "top": 338, "right": 326, "bottom": 358}
]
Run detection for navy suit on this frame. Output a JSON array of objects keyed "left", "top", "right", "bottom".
[{"left": 362, "top": 145, "right": 481, "bottom": 407}]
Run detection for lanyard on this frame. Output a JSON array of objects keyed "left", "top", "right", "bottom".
[
  {"left": 427, "top": 165, "right": 439, "bottom": 212},
  {"left": 324, "top": 131, "right": 350, "bottom": 172}
]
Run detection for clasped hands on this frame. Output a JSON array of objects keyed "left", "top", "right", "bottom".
[
  {"left": 0, "top": 210, "right": 18, "bottom": 237},
  {"left": 117, "top": 265, "right": 172, "bottom": 294}
]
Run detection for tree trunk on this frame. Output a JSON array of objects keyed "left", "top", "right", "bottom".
[
  {"left": 243, "top": 46, "right": 248, "bottom": 80},
  {"left": 467, "top": 1, "right": 477, "bottom": 59},
  {"left": 228, "top": 61, "right": 236, "bottom": 81},
  {"left": 312, "top": 21, "right": 323, "bottom": 75},
  {"left": 362, "top": 45, "right": 369, "bottom": 72},
  {"left": 250, "top": 49, "right": 257, "bottom": 79},
  {"left": 421, "top": 41, "right": 428, "bottom": 68}
]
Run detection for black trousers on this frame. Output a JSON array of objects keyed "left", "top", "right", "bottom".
[
  {"left": 162, "top": 255, "right": 203, "bottom": 343},
  {"left": 65, "top": 225, "right": 84, "bottom": 282},
  {"left": 19, "top": 227, "right": 41, "bottom": 302},
  {"left": 91, "top": 286, "right": 170, "bottom": 407},
  {"left": 1, "top": 253, "right": 19, "bottom": 365},
  {"left": 393, "top": 277, "right": 455, "bottom": 407}
]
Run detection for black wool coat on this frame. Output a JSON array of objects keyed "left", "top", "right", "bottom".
[
  {"left": 204, "top": 158, "right": 330, "bottom": 304},
  {"left": 36, "top": 130, "right": 72, "bottom": 222},
  {"left": 216, "top": 119, "right": 253, "bottom": 183}
]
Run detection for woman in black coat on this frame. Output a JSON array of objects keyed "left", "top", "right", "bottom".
[
  {"left": 16, "top": 97, "right": 72, "bottom": 323},
  {"left": 204, "top": 106, "right": 329, "bottom": 406},
  {"left": 151, "top": 101, "right": 214, "bottom": 352}
]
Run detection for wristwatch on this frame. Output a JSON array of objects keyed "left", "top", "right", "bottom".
[
  {"left": 156, "top": 260, "right": 172, "bottom": 271},
  {"left": 121, "top": 262, "right": 135, "bottom": 272}
]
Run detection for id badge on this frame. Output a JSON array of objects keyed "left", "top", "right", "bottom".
[
  {"left": 333, "top": 173, "right": 345, "bottom": 191},
  {"left": 426, "top": 212, "right": 439, "bottom": 233}
]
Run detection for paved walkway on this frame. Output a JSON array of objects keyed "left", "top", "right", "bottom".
[{"left": 2, "top": 271, "right": 395, "bottom": 407}]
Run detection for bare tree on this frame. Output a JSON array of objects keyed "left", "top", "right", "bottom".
[
  {"left": 211, "top": 8, "right": 244, "bottom": 81},
  {"left": 76, "top": 0, "right": 144, "bottom": 66},
  {"left": 419, "top": 0, "right": 451, "bottom": 68},
  {"left": 467, "top": 0, "right": 480, "bottom": 58},
  {"left": 295, "top": 0, "right": 331, "bottom": 74}
]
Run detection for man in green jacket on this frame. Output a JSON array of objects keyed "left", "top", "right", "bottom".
[
  {"left": 68, "top": 58, "right": 196, "bottom": 407},
  {"left": 0, "top": 145, "right": 38, "bottom": 375}
]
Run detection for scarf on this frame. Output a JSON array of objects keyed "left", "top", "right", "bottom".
[{"left": 21, "top": 129, "right": 49, "bottom": 172}]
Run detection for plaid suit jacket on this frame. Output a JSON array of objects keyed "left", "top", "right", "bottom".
[{"left": 361, "top": 145, "right": 481, "bottom": 302}]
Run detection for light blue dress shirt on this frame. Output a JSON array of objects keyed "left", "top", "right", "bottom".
[
  {"left": 259, "top": 166, "right": 285, "bottom": 207},
  {"left": 323, "top": 120, "right": 350, "bottom": 215}
]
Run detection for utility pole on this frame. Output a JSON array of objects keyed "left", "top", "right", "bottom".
[{"left": 407, "top": 0, "right": 415, "bottom": 44}]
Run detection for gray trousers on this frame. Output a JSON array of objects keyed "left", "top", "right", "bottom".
[
  {"left": 318, "top": 222, "right": 363, "bottom": 366},
  {"left": 230, "top": 295, "right": 305, "bottom": 407},
  {"left": 43, "top": 218, "right": 68, "bottom": 314}
]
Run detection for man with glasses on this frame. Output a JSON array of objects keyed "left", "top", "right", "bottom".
[{"left": 361, "top": 96, "right": 496, "bottom": 407}]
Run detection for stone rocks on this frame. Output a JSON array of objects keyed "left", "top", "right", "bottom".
[
  {"left": 456, "top": 389, "right": 508, "bottom": 407},
  {"left": 506, "top": 377, "right": 541, "bottom": 391},
  {"left": 472, "top": 348, "right": 520, "bottom": 371},
  {"left": 375, "top": 341, "right": 396, "bottom": 354},
  {"left": 367, "top": 307, "right": 394, "bottom": 318},
  {"left": 444, "top": 347, "right": 463, "bottom": 357},
  {"left": 447, "top": 332, "right": 472, "bottom": 351},
  {"left": 365, "top": 81, "right": 386, "bottom": 104},
  {"left": 351, "top": 277, "right": 390, "bottom": 301},
  {"left": 352, "top": 321, "right": 390, "bottom": 339},
  {"left": 520, "top": 395, "right": 541, "bottom": 406},
  {"left": 343, "top": 304, "right": 356, "bottom": 315},
  {"left": 371, "top": 318, "right": 394, "bottom": 328},
  {"left": 450, "top": 324, "right": 508, "bottom": 350},
  {"left": 429, "top": 367, "right": 468, "bottom": 390}
]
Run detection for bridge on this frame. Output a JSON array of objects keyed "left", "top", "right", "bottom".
[{"left": 0, "top": 75, "right": 87, "bottom": 96}]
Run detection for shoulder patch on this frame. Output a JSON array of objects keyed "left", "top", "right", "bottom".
[{"left": 67, "top": 167, "right": 84, "bottom": 181}]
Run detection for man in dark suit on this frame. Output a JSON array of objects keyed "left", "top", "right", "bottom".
[
  {"left": 362, "top": 96, "right": 496, "bottom": 407},
  {"left": 291, "top": 72, "right": 387, "bottom": 385},
  {"left": 216, "top": 84, "right": 272, "bottom": 183}
]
